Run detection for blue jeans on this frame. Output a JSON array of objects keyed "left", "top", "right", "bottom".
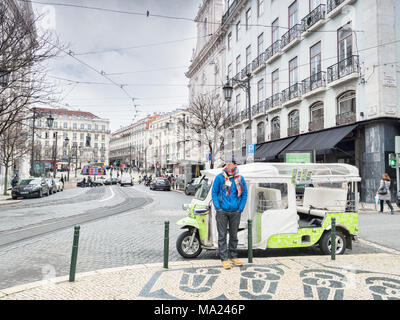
[{"left": 216, "top": 210, "right": 241, "bottom": 261}]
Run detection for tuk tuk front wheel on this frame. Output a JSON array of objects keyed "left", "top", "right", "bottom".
[
  {"left": 319, "top": 230, "right": 346, "bottom": 255},
  {"left": 176, "top": 230, "right": 202, "bottom": 259}
]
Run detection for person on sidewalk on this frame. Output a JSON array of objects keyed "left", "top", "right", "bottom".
[
  {"left": 211, "top": 159, "right": 248, "bottom": 270},
  {"left": 377, "top": 173, "right": 394, "bottom": 214},
  {"left": 60, "top": 175, "right": 65, "bottom": 189}
]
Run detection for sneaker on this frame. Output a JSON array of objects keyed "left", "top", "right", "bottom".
[
  {"left": 229, "top": 258, "right": 244, "bottom": 266},
  {"left": 221, "top": 260, "right": 231, "bottom": 270}
]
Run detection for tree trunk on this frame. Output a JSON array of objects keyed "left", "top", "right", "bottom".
[{"left": 3, "top": 165, "right": 9, "bottom": 195}]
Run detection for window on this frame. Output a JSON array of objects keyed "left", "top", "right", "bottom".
[
  {"left": 45, "top": 131, "right": 49, "bottom": 139},
  {"left": 73, "top": 123, "right": 77, "bottom": 130},
  {"left": 310, "top": 102, "right": 324, "bottom": 121},
  {"left": 272, "top": 69, "right": 279, "bottom": 95},
  {"left": 236, "top": 55, "right": 241, "bottom": 74},
  {"left": 246, "top": 8, "right": 251, "bottom": 30},
  {"left": 95, "top": 124, "right": 98, "bottom": 131},
  {"left": 310, "top": 41, "right": 321, "bottom": 75},
  {"left": 257, "top": 0, "right": 264, "bottom": 17},
  {"left": 102, "top": 135, "right": 105, "bottom": 141},
  {"left": 246, "top": 45, "right": 251, "bottom": 66},
  {"left": 337, "top": 91, "right": 356, "bottom": 115},
  {"left": 54, "top": 121, "right": 58, "bottom": 129},
  {"left": 289, "top": 57, "right": 298, "bottom": 85},
  {"left": 227, "top": 32, "right": 232, "bottom": 50},
  {"left": 257, "top": 183, "right": 288, "bottom": 210},
  {"left": 102, "top": 125, "right": 105, "bottom": 131},
  {"left": 236, "top": 21, "right": 241, "bottom": 41},
  {"left": 73, "top": 132, "right": 77, "bottom": 140},
  {"left": 95, "top": 134, "right": 99, "bottom": 141},
  {"left": 257, "top": 79, "right": 264, "bottom": 102},
  {"left": 257, "top": 33, "right": 264, "bottom": 56},
  {"left": 338, "top": 25, "right": 352, "bottom": 62},
  {"left": 288, "top": 1, "right": 298, "bottom": 29},
  {"left": 227, "top": 63, "right": 233, "bottom": 79},
  {"left": 235, "top": 94, "right": 241, "bottom": 113},
  {"left": 63, "top": 122, "right": 67, "bottom": 129},
  {"left": 88, "top": 124, "right": 92, "bottom": 130},
  {"left": 288, "top": 110, "right": 299, "bottom": 129},
  {"left": 271, "top": 117, "right": 280, "bottom": 139},
  {"left": 80, "top": 123, "right": 84, "bottom": 130},
  {"left": 257, "top": 122, "right": 265, "bottom": 144},
  {"left": 310, "top": 0, "right": 321, "bottom": 11},
  {"left": 80, "top": 133, "right": 84, "bottom": 140},
  {"left": 272, "top": 18, "right": 279, "bottom": 44}
]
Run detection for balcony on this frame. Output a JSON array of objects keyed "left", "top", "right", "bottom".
[
  {"left": 270, "top": 93, "right": 282, "bottom": 110},
  {"left": 281, "top": 83, "right": 302, "bottom": 107},
  {"left": 309, "top": 117, "right": 324, "bottom": 132},
  {"left": 271, "top": 130, "right": 280, "bottom": 141},
  {"left": 281, "top": 24, "right": 303, "bottom": 52},
  {"left": 301, "top": 71, "right": 326, "bottom": 97},
  {"left": 221, "top": 0, "right": 240, "bottom": 25},
  {"left": 327, "top": 55, "right": 360, "bottom": 86},
  {"left": 240, "top": 64, "right": 252, "bottom": 80},
  {"left": 240, "top": 110, "right": 248, "bottom": 122},
  {"left": 301, "top": 4, "right": 326, "bottom": 36},
  {"left": 327, "top": 0, "right": 357, "bottom": 18},
  {"left": 336, "top": 111, "right": 356, "bottom": 126},
  {"left": 287, "top": 126, "right": 300, "bottom": 137},
  {"left": 265, "top": 40, "right": 282, "bottom": 64},
  {"left": 251, "top": 51, "right": 267, "bottom": 74},
  {"left": 251, "top": 100, "right": 266, "bottom": 118}
]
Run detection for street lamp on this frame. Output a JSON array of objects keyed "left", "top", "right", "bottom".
[
  {"left": 30, "top": 107, "right": 44, "bottom": 177},
  {"left": 64, "top": 137, "right": 70, "bottom": 181},
  {"left": 46, "top": 113, "right": 58, "bottom": 177},
  {"left": 223, "top": 75, "right": 253, "bottom": 163}
]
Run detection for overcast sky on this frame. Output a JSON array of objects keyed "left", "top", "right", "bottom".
[{"left": 31, "top": 0, "right": 202, "bottom": 131}]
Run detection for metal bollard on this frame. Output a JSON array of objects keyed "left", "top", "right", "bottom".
[
  {"left": 248, "top": 219, "right": 253, "bottom": 263},
  {"left": 163, "top": 221, "right": 169, "bottom": 269},
  {"left": 69, "top": 225, "right": 80, "bottom": 282},
  {"left": 331, "top": 217, "right": 336, "bottom": 261}
]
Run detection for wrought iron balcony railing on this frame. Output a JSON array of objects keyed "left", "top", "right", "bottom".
[
  {"left": 240, "top": 110, "right": 248, "bottom": 121},
  {"left": 271, "top": 130, "right": 280, "bottom": 141},
  {"left": 309, "top": 117, "right": 324, "bottom": 132},
  {"left": 252, "top": 100, "right": 266, "bottom": 117},
  {"left": 336, "top": 111, "right": 356, "bottom": 126},
  {"left": 327, "top": 55, "right": 360, "bottom": 83},
  {"left": 241, "top": 64, "right": 252, "bottom": 80},
  {"left": 251, "top": 51, "right": 267, "bottom": 71},
  {"left": 327, "top": 0, "right": 346, "bottom": 13},
  {"left": 281, "top": 83, "right": 301, "bottom": 104},
  {"left": 265, "top": 40, "right": 281, "bottom": 61},
  {"left": 221, "top": 0, "right": 240, "bottom": 25},
  {"left": 281, "top": 24, "right": 303, "bottom": 49},
  {"left": 287, "top": 126, "right": 300, "bottom": 137},
  {"left": 271, "top": 93, "right": 282, "bottom": 108},
  {"left": 302, "top": 71, "right": 326, "bottom": 95},
  {"left": 301, "top": 4, "right": 326, "bottom": 31}
]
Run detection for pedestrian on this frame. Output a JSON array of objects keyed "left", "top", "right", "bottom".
[
  {"left": 376, "top": 173, "right": 394, "bottom": 214},
  {"left": 211, "top": 159, "right": 248, "bottom": 270},
  {"left": 82, "top": 177, "right": 87, "bottom": 187},
  {"left": 60, "top": 175, "right": 65, "bottom": 189},
  {"left": 11, "top": 175, "right": 18, "bottom": 188}
]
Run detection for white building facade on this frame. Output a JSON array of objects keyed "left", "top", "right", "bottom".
[{"left": 188, "top": 0, "right": 400, "bottom": 202}]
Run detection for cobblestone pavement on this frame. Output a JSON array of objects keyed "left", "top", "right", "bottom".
[{"left": 1, "top": 253, "right": 400, "bottom": 300}]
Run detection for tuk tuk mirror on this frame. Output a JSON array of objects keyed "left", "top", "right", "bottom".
[{"left": 193, "top": 208, "right": 209, "bottom": 215}]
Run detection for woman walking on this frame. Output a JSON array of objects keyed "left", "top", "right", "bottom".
[{"left": 376, "top": 173, "right": 394, "bottom": 214}]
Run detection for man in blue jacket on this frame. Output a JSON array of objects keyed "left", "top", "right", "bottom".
[{"left": 211, "top": 159, "right": 248, "bottom": 269}]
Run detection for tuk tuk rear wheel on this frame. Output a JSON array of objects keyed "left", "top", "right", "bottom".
[
  {"left": 176, "top": 230, "right": 202, "bottom": 259},
  {"left": 319, "top": 230, "right": 346, "bottom": 255}
]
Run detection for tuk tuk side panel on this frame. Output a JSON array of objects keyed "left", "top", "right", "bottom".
[
  {"left": 322, "top": 212, "right": 358, "bottom": 235},
  {"left": 266, "top": 227, "right": 325, "bottom": 248}
]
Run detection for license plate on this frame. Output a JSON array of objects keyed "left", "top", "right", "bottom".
[{"left": 21, "top": 192, "right": 28, "bottom": 195}]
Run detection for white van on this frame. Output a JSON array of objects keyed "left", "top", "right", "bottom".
[{"left": 120, "top": 173, "right": 133, "bottom": 186}]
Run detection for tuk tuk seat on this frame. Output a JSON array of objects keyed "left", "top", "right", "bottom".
[{"left": 297, "top": 187, "right": 348, "bottom": 218}]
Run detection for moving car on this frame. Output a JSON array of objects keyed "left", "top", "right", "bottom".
[
  {"left": 105, "top": 178, "right": 120, "bottom": 185},
  {"left": 176, "top": 163, "right": 360, "bottom": 258},
  {"left": 185, "top": 177, "right": 202, "bottom": 195},
  {"left": 150, "top": 178, "right": 171, "bottom": 191},
  {"left": 45, "top": 178, "right": 57, "bottom": 194},
  {"left": 54, "top": 178, "right": 64, "bottom": 192},
  {"left": 12, "top": 178, "right": 50, "bottom": 199},
  {"left": 120, "top": 173, "right": 133, "bottom": 186}
]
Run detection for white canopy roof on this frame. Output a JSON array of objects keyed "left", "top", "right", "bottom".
[{"left": 201, "top": 162, "right": 361, "bottom": 182}]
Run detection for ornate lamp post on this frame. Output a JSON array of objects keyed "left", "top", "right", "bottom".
[
  {"left": 223, "top": 74, "right": 253, "bottom": 163},
  {"left": 46, "top": 113, "right": 58, "bottom": 177}
]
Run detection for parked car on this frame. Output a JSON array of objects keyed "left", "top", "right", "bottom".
[
  {"left": 53, "top": 178, "right": 64, "bottom": 192},
  {"left": 12, "top": 178, "right": 50, "bottom": 199},
  {"left": 120, "top": 173, "right": 133, "bottom": 186},
  {"left": 45, "top": 178, "right": 57, "bottom": 194},
  {"left": 150, "top": 178, "right": 171, "bottom": 191},
  {"left": 91, "top": 179, "right": 104, "bottom": 187},
  {"left": 185, "top": 177, "right": 202, "bottom": 195}
]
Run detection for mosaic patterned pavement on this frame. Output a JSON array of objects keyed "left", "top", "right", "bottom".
[{"left": 1, "top": 253, "right": 400, "bottom": 300}]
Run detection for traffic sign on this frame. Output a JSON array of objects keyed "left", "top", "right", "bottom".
[{"left": 247, "top": 144, "right": 255, "bottom": 154}]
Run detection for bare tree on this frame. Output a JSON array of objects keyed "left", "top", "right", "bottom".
[
  {"left": 0, "top": 122, "right": 30, "bottom": 195},
  {"left": 0, "top": 2, "right": 64, "bottom": 137},
  {"left": 187, "top": 93, "right": 233, "bottom": 169}
]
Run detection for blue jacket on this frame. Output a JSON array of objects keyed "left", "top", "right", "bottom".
[{"left": 211, "top": 173, "right": 248, "bottom": 213}]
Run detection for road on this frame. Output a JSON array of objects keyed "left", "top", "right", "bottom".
[{"left": 0, "top": 184, "right": 395, "bottom": 290}]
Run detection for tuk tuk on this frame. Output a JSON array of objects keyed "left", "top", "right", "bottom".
[{"left": 176, "top": 162, "right": 360, "bottom": 258}]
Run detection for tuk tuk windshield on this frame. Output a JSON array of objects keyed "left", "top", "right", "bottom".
[{"left": 194, "top": 177, "right": 211, "bottom": 201}]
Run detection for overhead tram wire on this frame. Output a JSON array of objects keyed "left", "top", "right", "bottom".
[{"left": 21, "top": 0, "right": 364, "bottom": 34}]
